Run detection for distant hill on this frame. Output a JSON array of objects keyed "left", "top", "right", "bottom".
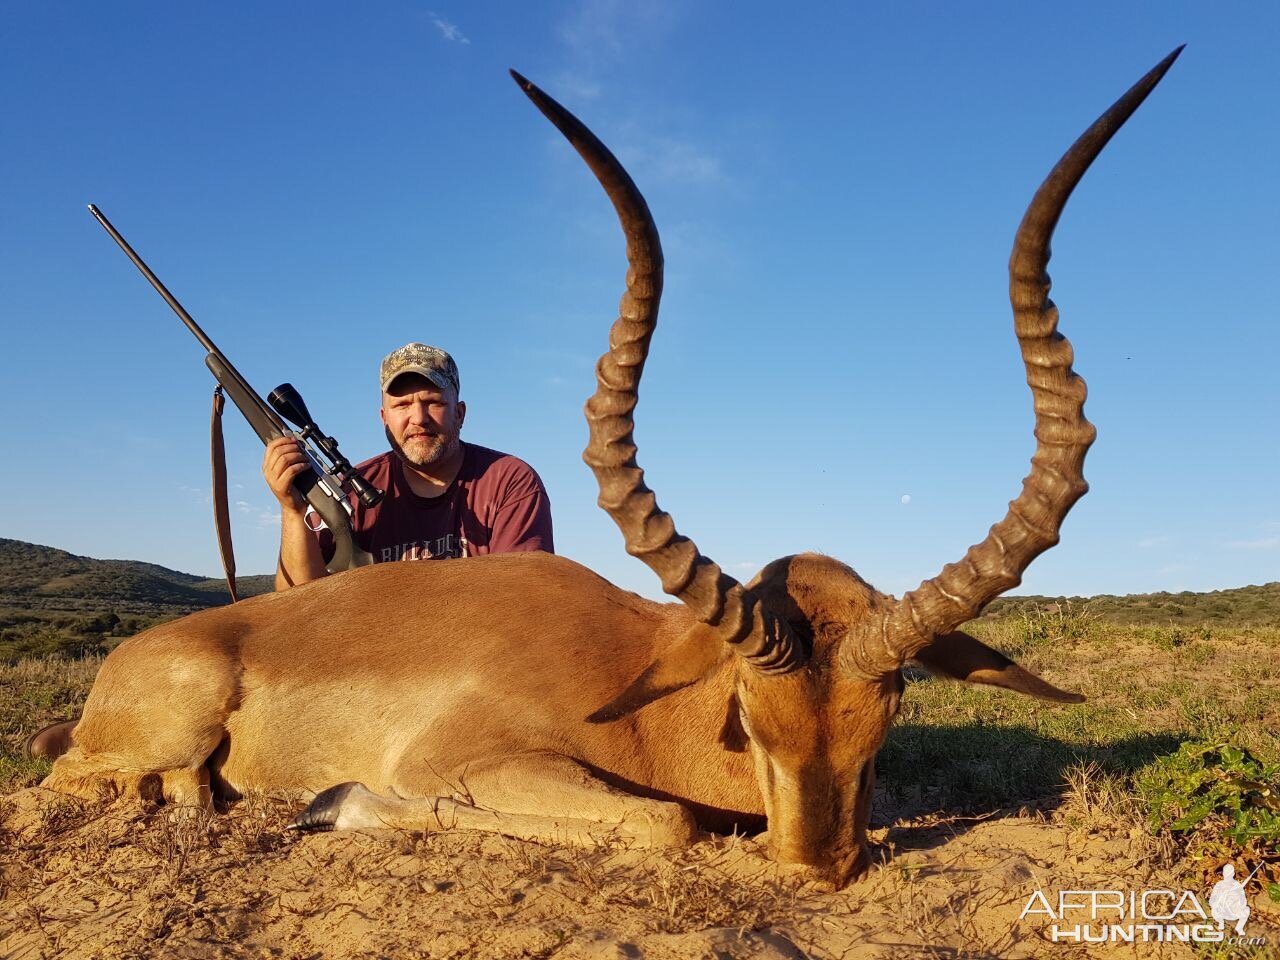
[
  {"left": 0, "top": 539, "right": 273, "bottom": 661},
  {"left": 0, "top": 538, "right": 272, "bottom": 613},
  {"left": 985, "top": 582, "right": 1280, "bottom": 626},
  {"left": 1, "top": 538, "right": 1277, "bottom": 662}
]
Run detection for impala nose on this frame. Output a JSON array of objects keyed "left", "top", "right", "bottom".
[
  {"left": 777, "top": 845, "right": 870, "bottom": 891},
  {"left": 795, "top": 864, "right": 841, "bottom": 893}
]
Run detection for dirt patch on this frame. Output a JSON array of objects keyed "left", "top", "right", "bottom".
[{"left": 3, "top": 788, "right": 1276, "bottom": 959}]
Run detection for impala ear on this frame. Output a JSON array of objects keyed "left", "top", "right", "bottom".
[
  {"left": 911, "top": 630, "right": 1084, "bottom": 704},
  {"left": 587, "top": 624, "right": 729, "bottom": 723}
]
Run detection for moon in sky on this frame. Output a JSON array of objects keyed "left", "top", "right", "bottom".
[{"left": 901, "top": 494, "right": 911, "bottom": 505}]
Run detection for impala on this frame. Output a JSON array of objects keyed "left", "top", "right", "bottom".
[{"left": 42, "top": 49, "right": 1180, "bottom": 889}]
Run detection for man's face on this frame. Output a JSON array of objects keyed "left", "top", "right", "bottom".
[{"left": 380, "top": 374, "right": 466, "bottom": 470}]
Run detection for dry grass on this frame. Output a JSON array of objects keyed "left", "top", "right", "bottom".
[
  {"left": 0, "top": 656, "right": 99, "bottom": 794},
  {"left": 2, "top": 619, "right": 1279, "bottom": 957}
]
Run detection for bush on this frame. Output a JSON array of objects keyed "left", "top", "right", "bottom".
[
  {"left": 1003, "top": 601, "right": 1099, "bottom": 657},
  {"left": 0, "top": 624, "right": 108, "bottom": 664},
  {"left": 1138, "top": 740, "right": 1280, "bottom": 902}
]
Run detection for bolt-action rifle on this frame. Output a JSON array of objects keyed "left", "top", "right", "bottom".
[{"left": 89, "top": 204, "right": 379, "bottom": 598}]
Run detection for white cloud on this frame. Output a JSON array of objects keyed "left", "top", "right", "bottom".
[
  {"left": 557, "top": 0, "right": 627, "bottom": 57},
  {"left": 615, "top": 136, "right": 723, "bottom": 187},
  {"left": 430, "top": 14, "right": 470, "bottom": 45},
  {"left": 1225, "top": 537, "right": 1280, "bottom": 550},
  {"left": 234, "top": 499, "right": 282, "bottom": 528},
  {"left": 545, "top": 4, "right": 717, "bottom": 189},
  {"left": 179, "top": 484, "right": 211, "bottom": 505},
  {"left": 733, "top": 561, "right": 758, "bottom": 572},
  {"left": 1137, "top": 535, "right": 1172, "bottom": 548},
  {"left": 656, "top": 220, "right": 736, "bottom": 278},
  {"left": 554, "top": 0, "right": 677, "bottom": 95},
  {"left": 653, "top": 138, "right": 722, "bottom": 184},
  {"left": 549, "top": 72, "right": 603, "bottom": 103}
]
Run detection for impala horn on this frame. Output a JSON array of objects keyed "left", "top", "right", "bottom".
[
  {"left": 512, "top": 71, "right": 800, "bottom": 675},
  {"left": 843, "top": 46, "right": 1184, "bottom": 678}
]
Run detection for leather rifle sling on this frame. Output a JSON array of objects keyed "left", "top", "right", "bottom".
[{"left": 210, "top": 386, "right": 239, "bottom": 602}]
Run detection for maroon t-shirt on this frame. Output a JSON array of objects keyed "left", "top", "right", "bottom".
[{"left": 308, "top": 443, "right": 553, "bottom": 564}]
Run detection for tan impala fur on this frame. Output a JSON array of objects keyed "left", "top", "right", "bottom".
[{"left": 43, "top": 51, "right": 1181, "bottom": 889}]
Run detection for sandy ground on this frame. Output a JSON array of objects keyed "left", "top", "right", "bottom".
[{"left": 3, "top": 786, "right": 1276, "bottom": 960}]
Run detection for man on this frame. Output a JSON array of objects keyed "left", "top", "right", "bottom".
[
  {"left": 264, "top": 342, "right": 553, "bottom": 590},
  {"left": 24, "top": 344, "right": 554, "bottom": 759}
]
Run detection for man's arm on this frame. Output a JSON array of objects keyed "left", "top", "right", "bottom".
[{"left": 264, "top": 436, "right": 329, "bottom": 590}]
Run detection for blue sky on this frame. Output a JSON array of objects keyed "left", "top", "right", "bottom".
[{"left": 1, "top": 2, "right": 1275, "bottom": 601}]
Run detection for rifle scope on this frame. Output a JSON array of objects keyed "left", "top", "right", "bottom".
[{"left": 269, "top": 383, "right": 384, "bottom": 508}]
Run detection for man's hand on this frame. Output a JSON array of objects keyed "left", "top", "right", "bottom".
[
  {"left": 263, "top": 435, "right": 310, "bottom": 512},
  {"left": 265, "top": 435, "right": 329, "bottom": 591}
]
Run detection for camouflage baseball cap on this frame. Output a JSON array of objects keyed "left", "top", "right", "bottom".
[{"left": 379, "top": 343, "right": 461, "bottom": 396}]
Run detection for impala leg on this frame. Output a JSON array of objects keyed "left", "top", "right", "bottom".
[
  {"left": 160, "top": 765, "right": 214, "bottom": 810},
  {"left": 292, "top": 753, "right": 699, "bottom": 849}
]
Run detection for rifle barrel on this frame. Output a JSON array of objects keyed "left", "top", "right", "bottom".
[
  {"left": 87, "top": 204, "right": 221, "bottom": 356},
  {"left": 88, "top": 204, "right": 371, "bottom": 572},
  {"left": 87, "top": 204, "right": 276, "bottom": 429}
]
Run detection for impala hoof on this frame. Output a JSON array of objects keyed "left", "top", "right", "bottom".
[{"left": 289, "top": 782, "right": 361, "bottom": 832}]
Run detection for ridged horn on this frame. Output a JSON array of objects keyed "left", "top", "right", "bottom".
[
  {"left": 511, "top": 71, "right": 800, "bottom": 672},
  {"left": 845, "top": 46, "right": 1183, "bottom": 677}
]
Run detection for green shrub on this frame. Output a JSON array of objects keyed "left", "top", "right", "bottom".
[
  {"left": 1138, "top": 740, "right": 1280, "bottom": 902},
  {"left": 0, "top": 625, "right": 108, "bottom": 663}
]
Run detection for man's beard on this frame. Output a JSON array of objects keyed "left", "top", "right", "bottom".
[{"left": 386, "top": 426, "right": 461, "bottom": 470}]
